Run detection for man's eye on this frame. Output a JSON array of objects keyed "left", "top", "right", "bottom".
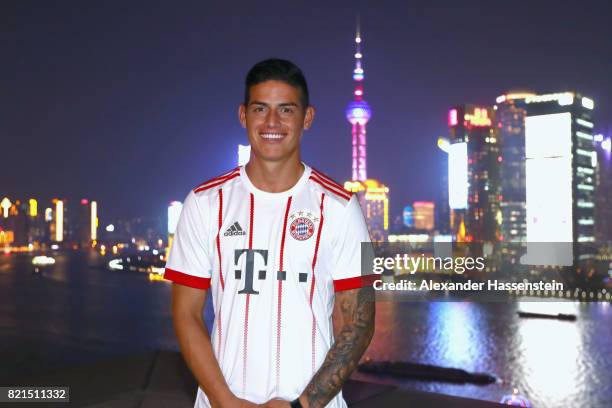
[
  {"left": 280, "top": 107, "right": 294, "bottom": 114},
  {"left": 253, "top": 107, "right": 265, "bottom": 112}
]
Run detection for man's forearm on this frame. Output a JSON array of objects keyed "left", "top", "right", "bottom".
[
  {"left": 300, "top": 286, "right": 375, "bottom": 408},
  {"left": 174, "top": 312, "right": 236, "bottom": 407}
]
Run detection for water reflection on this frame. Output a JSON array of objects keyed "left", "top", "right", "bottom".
[
  {"left": 515, "top": 302, "right": 582, "bottom": 406},
  {"left": 357, "top": 298, "right": 612, "bottom": 407},
  {"left": 426, "top": 302, "right": 485, "bottom": 371},
  {"left": 2, "top": 253, "right": 612, "bottom": 407}
]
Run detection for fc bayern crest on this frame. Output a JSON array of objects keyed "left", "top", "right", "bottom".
[{"left": 289, "top": 210, "right": 318, "bottom": 241}]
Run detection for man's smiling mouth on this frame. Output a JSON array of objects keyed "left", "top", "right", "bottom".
[{"left": 260, "top": 132, "right": 287, "bottom": 140}]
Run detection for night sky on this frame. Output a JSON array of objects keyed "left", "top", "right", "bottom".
[{"left": 3, "top": 0, "right": 612, "bottom": 223}]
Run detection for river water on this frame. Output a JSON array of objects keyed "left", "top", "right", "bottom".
[{"left": 1, "top": 251, "right": 611, "bottom": 407}]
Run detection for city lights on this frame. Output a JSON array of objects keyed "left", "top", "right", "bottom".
[
  {"left": 524, "top": 92, "right": 574, "bottom": 105},
  {"left": 54, "top": 199, "right": 64, "bottom": 242},
  {"left": 581, "top": 97, "right": 594, "bottom": 110},
  {"left": 91, "top": 201, "right": 98, "bottom": 241},
  {"left": 602, "top": 137, "right": 611, "bottom": 154},
  {"left": 448, "top": 143, "right": 468, "bottom": 210},
  {"left": 32, "top": 256, "right": 56, "bottom": 266},
  {"left": 448, "top": 109, "right": 458, "bottom": 126},
  {"left": 464, "top": 107, "right": 492, "bottom": 127},
  {"left": 437, "top": 137, "right": 450, "bottom": 153},
  {"left": 29, "top": 199, "right": 37, "bottom": 217},
  {"left": 524, "top": 113, "right": 573, "bottom": 265},
  {"left": 1, "top": 197, "right": 11, "bottom": 218}
]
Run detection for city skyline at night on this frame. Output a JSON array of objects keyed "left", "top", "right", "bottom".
[
  {"left": 4, "top": 4, "right": 612, "bottom": 406},
  {"left": 3, "top": 1, "right": 612, "bottom": 224}
]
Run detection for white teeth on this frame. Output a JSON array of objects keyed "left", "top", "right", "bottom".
[{"left": 261, "top": 133, "right": 284, "bottom": 140}]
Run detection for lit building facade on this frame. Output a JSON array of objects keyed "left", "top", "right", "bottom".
[
  {"left": 0, "top": 197, "right": 68, "bottom": 249},
  {"left": 345, "top": 179, "right": 389, "bottom": 242},
  {"left": 447, "top": 105, "right": 501, "bottom": 243},
  {"left": 595, "top": 133, "right": 611, "bottom": 243},
  {"left": 523, "top": 92, "right": 596, "bottom": 264},
  {"left": 77, "top": 199, "right": 98, "bottom": 247},
  {"left": 50, "top": 198, "right": 66, "bottom": 243},
  {"left": 413, "top": 201, "right": 435, "bottom": 231},
  {"left": 495, "top": 93, "right": 534, "bottom": 243},
  {"left": 436, "top": 138, "right": 451, "bottom": 234},
  {"left": 402, "top": 205, "right": 414, "bottom": 228}
]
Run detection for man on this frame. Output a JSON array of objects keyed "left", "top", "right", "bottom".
[{"left": 164, "top": 59, "right": 375, "bottom": 408}]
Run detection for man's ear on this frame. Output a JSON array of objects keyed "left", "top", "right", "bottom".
[
  {"left": 303, "top": 105, "right": 315, "bottom": 130},
  {"left": 238, "top": 104, "right": 247, "bottom": 128}
]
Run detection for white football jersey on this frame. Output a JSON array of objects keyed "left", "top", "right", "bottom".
[{"left": 165, "top": 163, "right": 373, "bottom": 408}]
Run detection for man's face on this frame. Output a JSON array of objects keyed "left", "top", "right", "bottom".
[{"left": 239, "top": 80, "right": 314, "bottom": 163}]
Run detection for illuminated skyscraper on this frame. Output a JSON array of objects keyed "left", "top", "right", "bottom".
[
  {"left": 521, "top": 92, "right": 596, "bottom": 265},
  {"left": 594, "top": 133, "right": 611, "bottom": 243},
  {"left": 78, "top": 199, "right": 98, "bottom": 246},
  {"left": 402, "top": 205, "right": 414, "bottom": 228},
  {"left": 51, "top": 198, "right": 66, "bottom": 243},
  {"left": 13, "top": 200, "right": 28, "bottom": 246},
  {"left": 495, "top": 92, "right": 535, "bottom": 243},
  {"left": 436, "top": 137, "right": 451, "bottom": 234},
  {"left": 413, "top": 201, "right": 435, "bottom": 231},
  {"left": 1, "top": 197, "right": 10, "bottom": 219},
  {"left": 345, "top": 22, "right": 371, "bottom": 182},
  {"left": 27, "top": 198, "right": 44, "bottom": 245},
  {"left": 447, "top": 105, "right": 501, "bottom": 243},
  {"left": 345, "top": 180, "right": 389, "bottom": 242}
]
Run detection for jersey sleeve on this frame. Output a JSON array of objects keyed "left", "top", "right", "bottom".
[
  {"left": 330, "top": 195, "right": 376, "bottom": 292},
  {"left": 164, "top": 190, "right": 212, "bottom": 289}
]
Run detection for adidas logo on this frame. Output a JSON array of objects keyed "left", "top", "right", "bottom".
[{"left": 224, "top": 222, "right": 246, "bottom": 237}]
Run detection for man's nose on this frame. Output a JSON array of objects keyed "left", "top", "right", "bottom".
[{"left": 265, "top": 109, "right": 280, "bottom": 127}]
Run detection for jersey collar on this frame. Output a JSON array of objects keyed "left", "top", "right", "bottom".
[{"left": 240, "top": 162, "right": 311, "bottom": 200}]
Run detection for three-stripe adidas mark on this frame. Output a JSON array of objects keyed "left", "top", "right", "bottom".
[{"left": 224, "top": 222, "right": 246, "bottom": 237}]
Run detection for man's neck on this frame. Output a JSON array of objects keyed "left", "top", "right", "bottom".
[{"left": 245, "top": 157, "right": 304, "bottom": 193}]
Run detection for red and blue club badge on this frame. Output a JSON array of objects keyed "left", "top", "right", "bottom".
[{"left": 289, "top": 210, "right": 318, "bottom": 241}]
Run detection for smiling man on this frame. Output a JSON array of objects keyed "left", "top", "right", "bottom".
[{"left": 164, "top": 59, "right": 375, "bottom": 408}]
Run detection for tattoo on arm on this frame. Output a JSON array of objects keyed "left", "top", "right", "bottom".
[{"left": 303, "top": 285, "right": 375, "bottom": 408}]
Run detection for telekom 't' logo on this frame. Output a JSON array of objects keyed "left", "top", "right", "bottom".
[{"left": 234, "top": 248, "right": 309, "bottom": 294}]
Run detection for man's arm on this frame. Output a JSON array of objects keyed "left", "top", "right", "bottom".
[
  {"left": 172, "top": 284, "right": 257, "bottom": 408},
  {"left": 299, "top": 285, "right": 375, "bottom": 408}
]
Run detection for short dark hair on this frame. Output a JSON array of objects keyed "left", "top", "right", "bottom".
[{"left": 244, "top": 58, "right": 310, "bottom": 108}]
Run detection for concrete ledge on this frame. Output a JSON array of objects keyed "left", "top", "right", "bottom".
[{"left": 12, "top": 351, "right": 504, "bottom": 407}]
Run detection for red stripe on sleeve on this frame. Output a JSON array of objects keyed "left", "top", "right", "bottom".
[
  {"left": 333, "top": 274, "right": 378, "bottom": 292},
  {"left": 193, "top": 168, "right": 239, "bottom": 192},
  {"left": 309, "top": 175, "right": 352, "bottom": 201},
  {"left": 311, "top": 168, "right": 348, "bottom": 191},
  {"left": 194, "top": 172, "right": 240, "bottom": 193},
  {"left": 164, "top": 268, "right": 211, "bottom": 289}
]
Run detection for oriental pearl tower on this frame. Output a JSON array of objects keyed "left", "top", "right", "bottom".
[
  {"left": 345, "top": 22, "right": 372, "bottom": 182},
  {"left": 343, "top": 23, "right": 389, "bottom": 242}
]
